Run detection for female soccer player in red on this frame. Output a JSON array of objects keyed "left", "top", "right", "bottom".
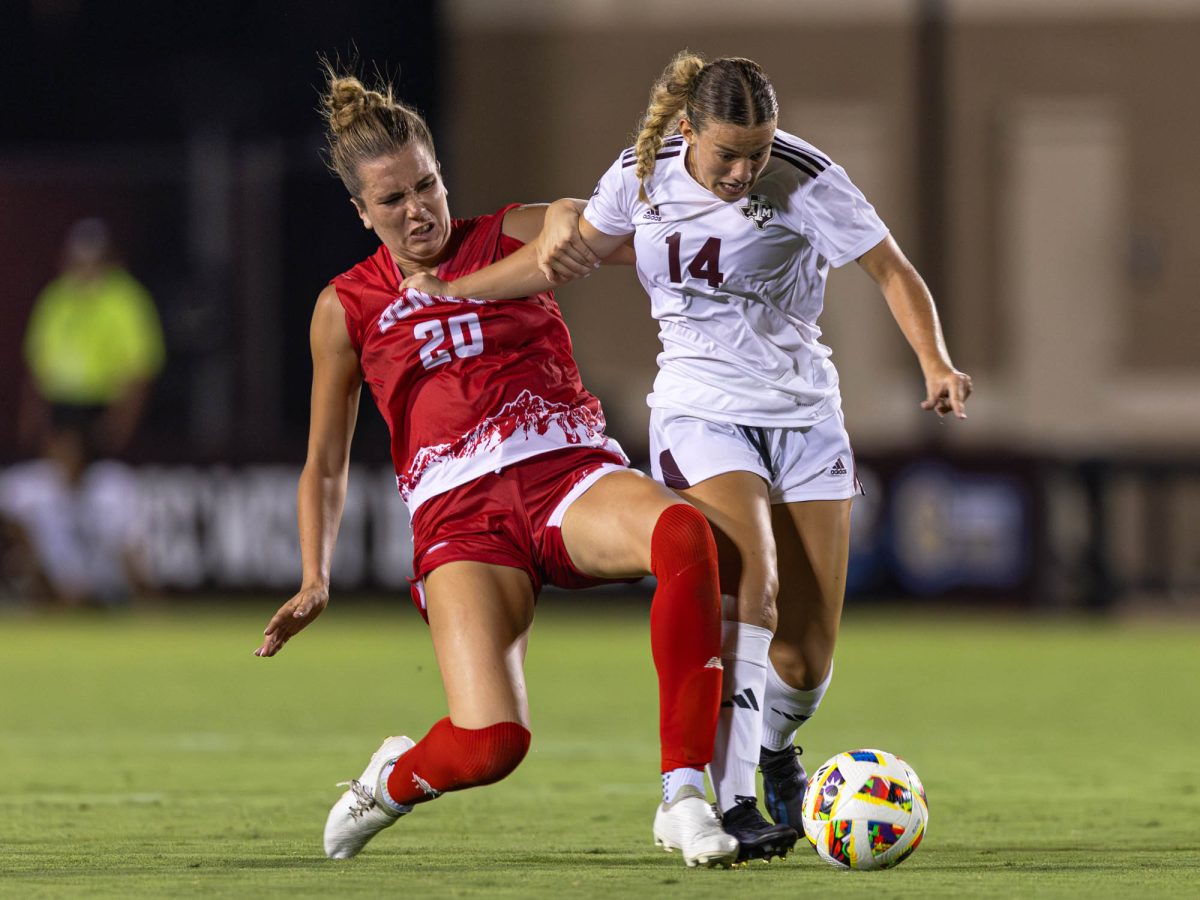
[{"left": 251, "top": 68, "right": 738, "bottom": 869}]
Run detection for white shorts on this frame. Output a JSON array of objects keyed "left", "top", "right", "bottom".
[{"left": 649, "top": 408, "right": 864, "bottom": 504}]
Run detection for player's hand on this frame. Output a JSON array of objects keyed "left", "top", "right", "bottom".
[
  {"left": 400, "top": 272, "right": 452, "bottom": 296},
  {"left": 254, "top": 585, "right": 329, "bottom": 657},
  {"left": 535, "top": 201, "right": 599, "bottom": 284},
  {"left": 920, "top": 366, "right": 973, "bottom": 419}
]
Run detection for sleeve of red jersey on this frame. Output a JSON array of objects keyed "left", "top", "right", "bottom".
[{"left": 492, "top": 202, "right": 530, "bottom": 257}]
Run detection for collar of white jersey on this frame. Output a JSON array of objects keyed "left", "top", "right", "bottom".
[{"left": 655, "top": 140, "right": 767, "bottom": 211}]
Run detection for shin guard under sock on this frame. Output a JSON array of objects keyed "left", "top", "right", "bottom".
[
  {"left": 761, "top": 663, "right": 832, "bottom": 751},
  {"left": 708, "top": 618, "right": 773, "bottom": 812},
  {"left": 649, "top": 504, "right": 723, "bottom": 773}
]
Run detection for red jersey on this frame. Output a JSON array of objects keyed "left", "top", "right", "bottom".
[{"left": 332, "top": 204, "right": 626, "bottom": 513}]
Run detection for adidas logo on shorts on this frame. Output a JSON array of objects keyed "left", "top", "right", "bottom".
[{"left": 829, "top": 458, "right": 848, "bottom": 476}]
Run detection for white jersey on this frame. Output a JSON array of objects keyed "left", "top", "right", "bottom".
[{"left": 584, "top": 128, "right": 889, "bottom": 426}]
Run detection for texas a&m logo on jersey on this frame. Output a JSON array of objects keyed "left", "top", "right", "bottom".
[{"left": 740, "top": 194, "right": 775, "bottom": 231}]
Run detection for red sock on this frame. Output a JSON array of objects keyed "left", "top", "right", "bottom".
[
  {"left": 649, "top": 503, "right": 723, "bottom": 773},
  {"left": 384, "top": 718, "right": 530, "bottom": 806}
]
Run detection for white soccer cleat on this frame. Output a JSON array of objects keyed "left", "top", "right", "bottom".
[
  {"left": 653, "top": 785, "right": 739, "bottom": 868},
  {"left": 324, "top": 735, "right": 416, "bottom": 859}
]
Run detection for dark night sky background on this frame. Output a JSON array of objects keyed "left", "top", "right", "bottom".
[{"left": 1, "top": 2, "right": 444, "bottom": 462}]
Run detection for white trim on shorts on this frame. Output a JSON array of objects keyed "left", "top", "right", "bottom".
[
  {"left": 649, "top": 408, "right": 862, "bottom": 505},
  {"left": 546, "top": 462, "right": 630, "bottom": 528}
]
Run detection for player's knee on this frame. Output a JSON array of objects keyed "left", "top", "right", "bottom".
[
  {"left": 454, "top": 721, "right": 532, "bottom": 788},
  {"left": 729, "top": 566, "right": 779, "bottom": 630},
  {"left": 650, "top": 503, "right": 718, "bottom": 578},
  {"left": 771, "top": 644, "right": 833, "bottom": 691}
]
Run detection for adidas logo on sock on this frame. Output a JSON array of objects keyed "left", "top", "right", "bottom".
[
  {"left": 411, "top": 772, "right": 443, "bottom": 799},
  {"left": 829, "top": 457, "right": 847, "bottom": 476},
  {"left": 722, "top": 688, "right": 760, "bottom": 711}
]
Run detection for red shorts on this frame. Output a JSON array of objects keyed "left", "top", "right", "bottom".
[{"left": 408, "top": 447, "right": 630, "bottom": 620}]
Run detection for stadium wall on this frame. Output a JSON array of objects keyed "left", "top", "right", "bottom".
[{"left": 443, "top": 1, "right": 1200, "bottom": 461}]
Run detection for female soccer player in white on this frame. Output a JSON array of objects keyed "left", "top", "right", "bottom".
[{"left": 403, "top": 50, "right": 971, "bottom": 862}]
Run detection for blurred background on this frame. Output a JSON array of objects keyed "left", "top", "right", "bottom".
[{"left": 1, "top": 0, "right": 1197, "bottom": 613}]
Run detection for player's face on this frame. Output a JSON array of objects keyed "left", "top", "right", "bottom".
[
  {"left": 680, "top": 118, "right": 776, "bottom": 202},
  {"left": 352, "top": 143, "right": 452, "bottom": 271}
]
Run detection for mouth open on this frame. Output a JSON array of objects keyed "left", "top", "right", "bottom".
[
  {"left": 717, "top": 181, "right": 748, "bottom": 197},
  {"left": 411, "top": 222, "right": 435, "bottom": 238}
]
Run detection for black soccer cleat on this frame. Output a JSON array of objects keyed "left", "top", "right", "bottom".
[
  {"left": 760, "top": 745, "right": 808, "bottom": 834},
  {"left": 720, "top": 797, "right": 799, "bottom": 863}
]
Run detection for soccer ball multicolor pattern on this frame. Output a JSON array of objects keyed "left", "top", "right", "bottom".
[{"left": 801, "top": 748, "right": 928, "bottom": 870}]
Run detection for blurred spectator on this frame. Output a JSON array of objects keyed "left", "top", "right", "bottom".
[
  {"left": 18, "top": 218, "right": 165, "bottom": 457},
  {"left": 0, "top": 219, "right": 162, "bottom": 607}
]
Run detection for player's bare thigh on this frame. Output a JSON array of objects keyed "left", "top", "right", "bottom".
[
  {"left": 676, "top": 470, "right": 779, "bottom": 629},
  {"left": 424, "top": 560, "right": 536, "bottom": 729},
  {"left": 769, "top": 498, "right": 853, "bottom": 688},
  {"left": 558, "top": 468, "right": 682, "bottom": 578}
]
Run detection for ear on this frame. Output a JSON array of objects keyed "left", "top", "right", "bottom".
[
  {"left": 679, "top": 118, "right": 697, "bottom": 145},
  {"left": 437, "top": 160, "right": 448, "bottom": 196},
  {"left": 351, "top": 197, "right": 373, "bottom": 231}
]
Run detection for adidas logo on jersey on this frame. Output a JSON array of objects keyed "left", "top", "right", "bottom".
[
  {"left": 829, "top": 458, "right": 848, "bottom": 476},
  {"left": 741, "top": 194, "right": 775, "bottom": 230},
  {"left": 642, "top": 206, "right": 662, "bottom": 222}
]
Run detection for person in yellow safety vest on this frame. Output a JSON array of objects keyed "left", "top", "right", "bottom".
[{"left": 20, "top": 217, "right": 165, "bottom": 461}]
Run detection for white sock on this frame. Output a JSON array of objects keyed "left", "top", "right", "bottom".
[
  {"left": 761, "top": 662, "right": 833, "bottom": 751},
  {"left": 376, "top": 760, "right": 410, "bottom": 814},
  {"left": 662, "top": 767, "right": 706, "bottom": 804},
  {"left": 707, "top": 615, "right": 773, "bottom": 814}
]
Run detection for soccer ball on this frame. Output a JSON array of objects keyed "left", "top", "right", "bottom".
[{"left": 801, "top": 748, "right": 928, "bottom": 870}]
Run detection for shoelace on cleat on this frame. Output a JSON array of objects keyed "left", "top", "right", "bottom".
[{"left": 336, "top": 779, "right": 376, "bottom": 819}]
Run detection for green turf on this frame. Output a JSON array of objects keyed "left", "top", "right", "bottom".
[{"left": 2, "top": 597, "right": 1199, "bottom": 898}]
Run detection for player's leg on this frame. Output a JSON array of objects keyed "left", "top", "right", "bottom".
[
  {"left": 768, "top": 498, "right": 851, "bottom": 698},
  {"left": 759, "top": 497, "right": 853, "bottom": 829},
  {"left": 646, "top": 411, "right": 796, "bottom": 859},
  {"left": 561, "top": 470, "right": 724, "bottom": 779},
  {"left": 674, "top": 472, "right": 797, "bottom": 860},
  {"left": 385, "top": 560, "right": 535, "bottom": 802},
  {"left": 324, "top": 561, "right": 534, "bottom": 859},
  {"left": 559, "top": 469, "right": 737, "bottom": 868}
]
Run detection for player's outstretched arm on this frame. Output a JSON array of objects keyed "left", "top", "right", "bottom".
[
  {"left": 401, "top": 238, "right": 549, "bottom": 298},
  {"left": 256, "top": 286, "right": 362, "bottom": 657},
  {"left": 519, "top": 199, "right": 635, "bottom": 281},
  {"left": 400, "top": 205, "right": 631, "bottom": 299},
  {"left": 502, "top": 200, "right": 599, "bottom": 283},
  {"left": 858, "top": 235, "right": 973, "bottom": 420}
]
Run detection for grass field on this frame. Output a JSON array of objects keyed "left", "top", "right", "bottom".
[{"left": 2, "top": 595, "right": 1199, "bottom": 898}]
